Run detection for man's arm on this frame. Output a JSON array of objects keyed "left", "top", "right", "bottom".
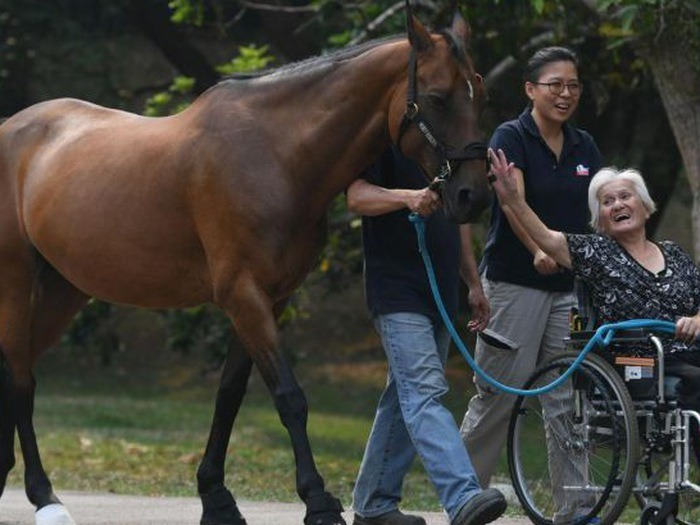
[
  {"left": 346, "top": 178, "right": 440, "bottom": 217},
  {"left": 459, "top": 224, "right": 489, "bottom": 331}
]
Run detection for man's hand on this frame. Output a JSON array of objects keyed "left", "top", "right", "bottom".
[
  {"left": 467, "top": 287, "right": 490, "bottom": 332},
  {"left": 408, "top": 187, "right": 442, "bottom": 217}
]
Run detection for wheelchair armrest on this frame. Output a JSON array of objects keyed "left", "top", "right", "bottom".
[{"left": 567, "top": 328, "right": 656, "bottom": 346}]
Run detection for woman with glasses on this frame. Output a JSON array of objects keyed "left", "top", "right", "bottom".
[{"left": 460, "top": 47, "right": 602, "bottom": 518}]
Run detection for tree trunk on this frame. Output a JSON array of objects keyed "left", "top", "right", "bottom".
[
  {"left": 638, "top": 29, "right": 700, "bottom": 261},
  {"left": 120, "top": 0, "right": 220, "bottom": 94}
]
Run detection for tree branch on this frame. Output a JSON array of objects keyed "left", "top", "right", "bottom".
[
  {"left": 484, "top": 31, "right": 554, "bottom": 89},
  {"left": 347, "top": 0, "right": 439, "bottom": 46},
  {"left": 238, "top": 1, "right": 319, "bottom": 13}
]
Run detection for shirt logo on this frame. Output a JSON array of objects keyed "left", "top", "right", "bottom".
[{"left": 575, "top": 164, "right": 590, "bottom": 177}]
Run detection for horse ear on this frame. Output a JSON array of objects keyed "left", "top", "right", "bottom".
[
  {"left": 451, "top": 9, "right": 472, "bottom": 44},
  {"left": 405, "top": 0, "right": 433, "bottom": 52}
]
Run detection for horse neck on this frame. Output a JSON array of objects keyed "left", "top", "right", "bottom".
[{"left": 198, "top": 41, "right": 410, "bottom": 215}]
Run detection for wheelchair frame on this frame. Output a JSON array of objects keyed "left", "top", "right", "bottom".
[{"left": 507, "top": 328, "right": 700, "bottom": 525}]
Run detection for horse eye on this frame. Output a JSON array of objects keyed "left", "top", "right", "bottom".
[{"left": 426, "top": 93, "right": 448, "bottom": 109}]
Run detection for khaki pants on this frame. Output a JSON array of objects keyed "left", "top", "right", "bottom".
[{"left": 460, "top": 277, "right": 575, "bottom": 486}]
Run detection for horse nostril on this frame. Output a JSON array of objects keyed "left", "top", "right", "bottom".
[{"left": 458, "top": 188, "right": 471, "bottom": 208}]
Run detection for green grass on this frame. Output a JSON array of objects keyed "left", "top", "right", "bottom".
[{"left": 5, "top": 352, "right": 486, "bottom": 512}]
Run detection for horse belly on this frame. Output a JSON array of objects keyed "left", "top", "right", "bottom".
[{"left": 31, "top": 213, "right": 213, "bottom": 308}]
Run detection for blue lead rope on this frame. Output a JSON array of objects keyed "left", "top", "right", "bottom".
[{"left": 409, "top": 213, "right": 677, "bottom": 396}]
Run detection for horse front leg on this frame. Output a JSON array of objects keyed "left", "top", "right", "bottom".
[
  {"left": 197, "top": 335, "right": 253, "bottom": 525},
  {"left": 221, "top": 280, "right": 344, "bottom": 525},
  {"left": 271, "top": 356, "right": 345, "bottom": 525}
]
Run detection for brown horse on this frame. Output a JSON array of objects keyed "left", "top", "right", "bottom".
[{"left": 0, "top": 5, "right": 489, "bottom": 525}]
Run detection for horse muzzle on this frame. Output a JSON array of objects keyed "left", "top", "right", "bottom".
[{"left": 441, "top": 176, "right": 492, "bottom": 224}]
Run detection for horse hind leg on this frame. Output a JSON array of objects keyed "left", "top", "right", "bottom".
[
  {"left": 0, "top": 349, "right": 16, "bottom": 496},
  {"left": 0, "top": 255, "right": 88, "bottom": 524}
]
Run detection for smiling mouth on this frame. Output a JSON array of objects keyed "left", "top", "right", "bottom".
[
  {"left": 613, "top": 213, "right": 631, "bottom": 222},
  {"left": 555, "top": 103, "right": 570, "bottom": 111}
]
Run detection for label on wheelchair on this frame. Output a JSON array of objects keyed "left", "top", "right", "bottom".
[{"left": 614, "top": 356, "right": 656, "bottom": 398}]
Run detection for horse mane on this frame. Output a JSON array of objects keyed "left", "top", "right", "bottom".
[
  {"left": 213, "top": 22, "right": 471, "bottom": 94},
  {"left": 219, "top": 35, "right": 405, "bottom": 87}
]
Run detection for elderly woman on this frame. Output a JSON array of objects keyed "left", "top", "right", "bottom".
[{"left": 487, "top": 148, "right": 700, "bottom": 460}]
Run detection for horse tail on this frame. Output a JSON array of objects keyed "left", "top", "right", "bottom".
[{"left": 0, "top": 346, "right": 9, "bottom": 397}]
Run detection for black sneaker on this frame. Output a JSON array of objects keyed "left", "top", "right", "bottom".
[
  {"left": 452, "top": 488, "right": 507, "bottom": 525},
  {"left": 353, "top": 510, "right": 426, "bottom": 525}
]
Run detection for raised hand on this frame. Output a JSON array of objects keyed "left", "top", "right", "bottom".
[{"left": 487, "top": 148, "right": 518, "bottom": 205}]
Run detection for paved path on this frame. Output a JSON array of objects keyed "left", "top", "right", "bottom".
[{"left": 0, "top": 489, "right": 531, "bottom": 525}]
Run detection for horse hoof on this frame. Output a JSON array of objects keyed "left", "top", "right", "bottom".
[
  {"left": 35, "top": 503, "right": 77, "bottom": 525},
  {"left": 200, "top": 485, "right": 246, "bottom": 525},
  {"left": 304, "top": 492, "right": 345, "bottom": 525}
]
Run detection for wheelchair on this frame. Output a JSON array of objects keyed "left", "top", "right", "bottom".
[{"left": 506, "top": 322, "right": 700, "bottom": 525}]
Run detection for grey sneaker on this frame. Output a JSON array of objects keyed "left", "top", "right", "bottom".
[
  {"left": 353, "top": 510, "right": 426, "bottom": 525},
  {"left": 452, "top": 488, "right": 507, "bottom": 525}
]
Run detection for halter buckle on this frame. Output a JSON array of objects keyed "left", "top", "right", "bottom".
[{"left": 405, "top": 102, "right": 419, "bottom": 119}]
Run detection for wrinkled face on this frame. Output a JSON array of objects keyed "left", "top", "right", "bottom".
[
  {"left": 525, "top": 60, "right": 581, "bottom": 126},
  {"left": 597, "top": 179, "right": 649, "bottom": 237},
  {"left": 390, "top": 15, "right": 490, "bottom": 224}
]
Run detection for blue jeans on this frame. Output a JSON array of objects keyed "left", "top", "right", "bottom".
[{"left": 352, "top": 312, "right": 482, "bottom": 521}]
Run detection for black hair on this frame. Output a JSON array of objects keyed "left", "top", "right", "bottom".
[{"left": 524, "top": 46, "right": 579, "bottom": 82}]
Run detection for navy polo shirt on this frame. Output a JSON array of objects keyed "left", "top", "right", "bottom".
[
  {"left": 481, "top": 108, "right": 602, "bottom": 291},
  {"left": 360, "top": 147, "right": 461, "bottom": 320}
]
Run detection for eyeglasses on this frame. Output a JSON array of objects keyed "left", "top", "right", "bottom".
[{"left": 533, "top": 81, "right": 582, "bottom": 96}]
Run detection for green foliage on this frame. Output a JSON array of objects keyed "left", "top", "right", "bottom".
[
  {"left": 531, "top": 0, "right": 546, "bottom": 15},
  {"left": 143, "top": 75, "right": 196, "bottom": 117},
  {"left": 162, "top": 306, "right": 231, "bottom": 367},
  {"left": 327, "top": 30, "right": 353, "bottom": 47},
  {"left": 216, "top": 44, "right": 275, "bottom": 75},
  {"left": 316, "top": 195, "right": 363, "bottom": 292},
  {"left": 143, "top": 45, "right": 275, "bottom": 117},
  {"left": 168, "top": 0, "right": 205, "bottom": 26},
  {"left": 61, "top": 300, "right": 121, "bottom": 366},
  {"left": 594, "top": 0, "right": 700, "bottom": 71}
]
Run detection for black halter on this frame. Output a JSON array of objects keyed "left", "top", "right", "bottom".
[{"left": 396, "top": 48, "right": 488, "bottom": 191}]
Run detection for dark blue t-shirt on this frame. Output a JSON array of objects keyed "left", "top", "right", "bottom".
[
  {"left": 481, "top": 108, "right": 602, "bottom": 291},
  {"left": 360, "top": 147, "right": 461, "bottom": 320}
]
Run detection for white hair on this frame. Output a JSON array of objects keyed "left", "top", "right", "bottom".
[{"left": 588, "top": 167, "right": 657, "bottom": 232}]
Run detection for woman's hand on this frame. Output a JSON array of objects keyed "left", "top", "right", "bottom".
[
  {"left": 675, "top": 314, "right": 700, "bottom": 343},
  {"left": 533, "top": 249, "right": 560, "bottom": 275},
  {"left": 487, "top": 148, "right": 518, "bottom": 205}
]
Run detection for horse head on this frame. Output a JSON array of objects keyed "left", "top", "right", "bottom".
[{"left": 390, "top": 3, "right": 490, "bottom": 223}]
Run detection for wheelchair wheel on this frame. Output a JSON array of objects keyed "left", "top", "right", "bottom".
[{"left": 507, "top": 350, "right": 639, "bottom": 525}]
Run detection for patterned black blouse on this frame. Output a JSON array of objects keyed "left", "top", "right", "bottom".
[{"left": 566, "top": 234, "right": 700, "bottom": 354}]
